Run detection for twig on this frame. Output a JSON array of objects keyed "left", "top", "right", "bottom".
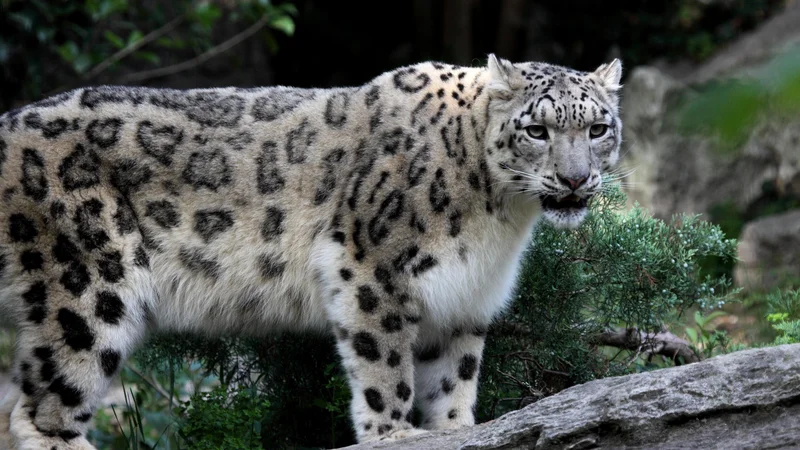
[
  {"left": 593, "top": 327, "right": 702, "bottom": 365},
  {"left": 84, "top": 15, "right": 185, "bottom": 82},
  {"left": 496, "top": 369, "right": 544, "bottom": 399},
  {"left": 120, "top": 14, "right": 271, "bottom": 84},
  {"left": 124, "top": 363, "right": 182, "bottom": 410},
  {"left": 45, "top": 15, "right": 185, "bottom": 96},
  {"left": 494, "top": 321, "right": 533, "bottom": 337}
]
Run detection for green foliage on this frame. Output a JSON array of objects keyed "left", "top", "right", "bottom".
[
  {"left": 179, "top": 386, "right": 269, "bottom": 450},
  {"left": 682, "top": 310, "right": 734, "bottom": 358},
  {"left": 479, "top": 182, "right": 737, "bottom": 419},
  {"left": 311, "top": 364, "right": 351, "bottom": 448},
  {"left": 0, "top": 328, "right": 14, "bottom": 372},
  {"left": 0, "top": 0, "right": 297, "bottom": 110},
  {"left": 88, "top": 358, "right": 217, "bottom": 449},
  {"left": 679, "top": 45, "right": 800, "bottom": 150},
  {"left": 765, "top": 289, "right": 800, "bottom": 345},
  {"left": 99, "top": 333, "right": 357, "bottom": 449}
]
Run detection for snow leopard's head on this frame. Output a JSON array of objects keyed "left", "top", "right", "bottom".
[{"left": 484, "top": 54, "right": 622, "bottom": 229}]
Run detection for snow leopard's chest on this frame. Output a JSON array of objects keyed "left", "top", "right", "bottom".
[{"left": 410, "top": 203, "right": 541, "bottom": 337}]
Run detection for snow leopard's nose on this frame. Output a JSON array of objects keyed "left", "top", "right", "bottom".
[{"left": 556, "top": 173, "right": 588, "bottom": 191}]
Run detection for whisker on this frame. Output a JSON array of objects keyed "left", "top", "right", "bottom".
[
  {"left": 502, "top": 166, "right": 545, "bottom": 181},
  {"left": 604, "top": 166, "right": 637, "bottom": 180}
]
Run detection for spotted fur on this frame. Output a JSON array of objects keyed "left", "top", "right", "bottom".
[{"left": 0, "top": 54, "right": 622, "bottom": 448}]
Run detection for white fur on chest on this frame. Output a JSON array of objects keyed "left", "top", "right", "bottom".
[{"left": 413, "top": 205, "right": 541, "bottom": 331}]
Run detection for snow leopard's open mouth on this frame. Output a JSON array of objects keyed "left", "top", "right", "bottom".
[{"left": 540, "top": 194, "right": 590, "bottom": 212}]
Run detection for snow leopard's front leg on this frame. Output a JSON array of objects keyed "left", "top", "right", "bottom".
[
  {"left": 414, "top": 326, "right": 486, "bottom": 430},
  {"left": 325, "top": 264, "right": 423, "bottom": 442}
]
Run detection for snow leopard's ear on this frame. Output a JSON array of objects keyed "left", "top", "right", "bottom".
[
  {"left": 593, "top": 59, "right": 623, "bottom": 92},
  {"left": 487, "top": 54, "right": 517, "bottom": 100}
]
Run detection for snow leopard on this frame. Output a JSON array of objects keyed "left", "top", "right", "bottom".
[{"left": 0, "top": 54, "right": 622, "bottom": 448}]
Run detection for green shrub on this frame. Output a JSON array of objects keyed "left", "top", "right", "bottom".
[
  {"left": 179, "top": 386, "right": 269, "bottom": 450},
  {"left": 765, "top": 288, "right": 800, "bottom": 345},
  {"left": 0, "top": 0, "right": 297, "bottom": 110},
  {"left": 478, "top": 182, "right": 737, "bottom": 418}
]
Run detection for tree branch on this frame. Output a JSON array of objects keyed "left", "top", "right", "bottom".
[
  {"left": 46, "top": 15, "right": 184, "bottom": 96},
  {"left": 120, "top": 14, "right": 270, "bottom": 84},
  {"left": 593, "top": 328, "right": 702, "bottom": 365},
  {"left": 85, "top": 15, "right": 185, "bottom": 82}
]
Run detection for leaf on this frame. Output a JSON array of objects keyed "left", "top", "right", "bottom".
[
  {"left": 277, "top": 3, "right": 299, "bottom": 16},
  {"left": 127, "top": 30, "right": 144, "bottom": 46},
  {"left": 703, "top": 310, "right": 728, "bottom": 323},
  {"left": 134, "top": 51, "right": 160, "bottom": 65},
  {"left": 685, "top": 327, "right": 698, "bottom": 343},
  {"left": 35, "top": 27, "right": 55, "bottom": 43},
  {"left": 56, "top": 41, "right": 80, "bottom": 63},
  {"left": 693, "top": 310, "right": 704, "bottom": 326},
  {"left": 9, "top": 12, "right": 34, "bottom": 31},
  {"left": 72, "top": 53, "right": 93, "bottom": 74},
  {"left": 269, "top": 16, "right": 295, "bottom": 36},
  {"left": 104, "top": 30, "right": 125, "bottom": 49},
  {"left": 262, "top": 33, "right": 279, "bottom": 53},
  {"left": 192, "top": 2, "right": 222, "bottom": 30},
  {"left": 767, "top": 312, "right": 789, "bottom": 323},
  {"left": 155, "top": 37, "right": 186, "bottom": 50},
  {"left": 88, "top": 0, "right": 129, "bottom": 20}
]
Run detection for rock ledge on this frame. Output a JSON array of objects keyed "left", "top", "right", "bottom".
[{"left": 346, "top": 344, "right": 800, "bottom": 450}]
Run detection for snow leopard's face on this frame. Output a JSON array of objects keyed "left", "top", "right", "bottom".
[{"left": 485, "top": 56, "right": 622, "bottom": 229}]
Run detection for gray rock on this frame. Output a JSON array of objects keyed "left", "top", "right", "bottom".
[
  {"left": 682, "top": 2, "right": 800, "bottom": 85},
  {"left": 619, "top": 2, "right": 800, "bottom": 218},
  {"left": 344, "top": 344, "right": 800, "bottom": 449},
  {"left": 619, "top": 66, "right": 788, "bottom": 218},
  {"left": 735, "top": 210, "right": 800, "bottom": 290}
]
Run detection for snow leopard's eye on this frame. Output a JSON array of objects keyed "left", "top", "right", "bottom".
[
  {"left": 589, "top": 124, "right": 608, "bottom": 139},
  {"left": 525, "top": 125, "right": 548, "bottom": 140}
]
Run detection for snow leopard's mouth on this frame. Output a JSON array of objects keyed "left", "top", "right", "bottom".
[
  {"left": 540, "top": 194, "right": 590, "bottom": 212},
  {"left": 540, "top": 194, "right": 592, "bottom": 229}
]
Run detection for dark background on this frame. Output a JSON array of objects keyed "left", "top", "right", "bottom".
[{"left": 0, "top": 0, "right": 784, "bottom": 111}]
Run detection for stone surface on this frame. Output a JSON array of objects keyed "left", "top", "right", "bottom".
[
  {"left": 344, "top": 344, "right": 800, "bottom": 450},
  {"left": 621, "top": 67, "right": 800, "bottom": 218},
  {"left": 681, "top": 2, "right": 800, "bottom": 85},
  {"left": 619, "top": 65, "right": 793, "bottom": 218},
  {"left": 735, "top": 210, "right": 800, "bottom": 290},
  {"left": 619, "top": 1, "right": 800, "bottom": 218}
]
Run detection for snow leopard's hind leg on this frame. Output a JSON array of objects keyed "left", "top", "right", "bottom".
[{"left": 4, "top": 194, "right": 153, "bottom": 450}]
